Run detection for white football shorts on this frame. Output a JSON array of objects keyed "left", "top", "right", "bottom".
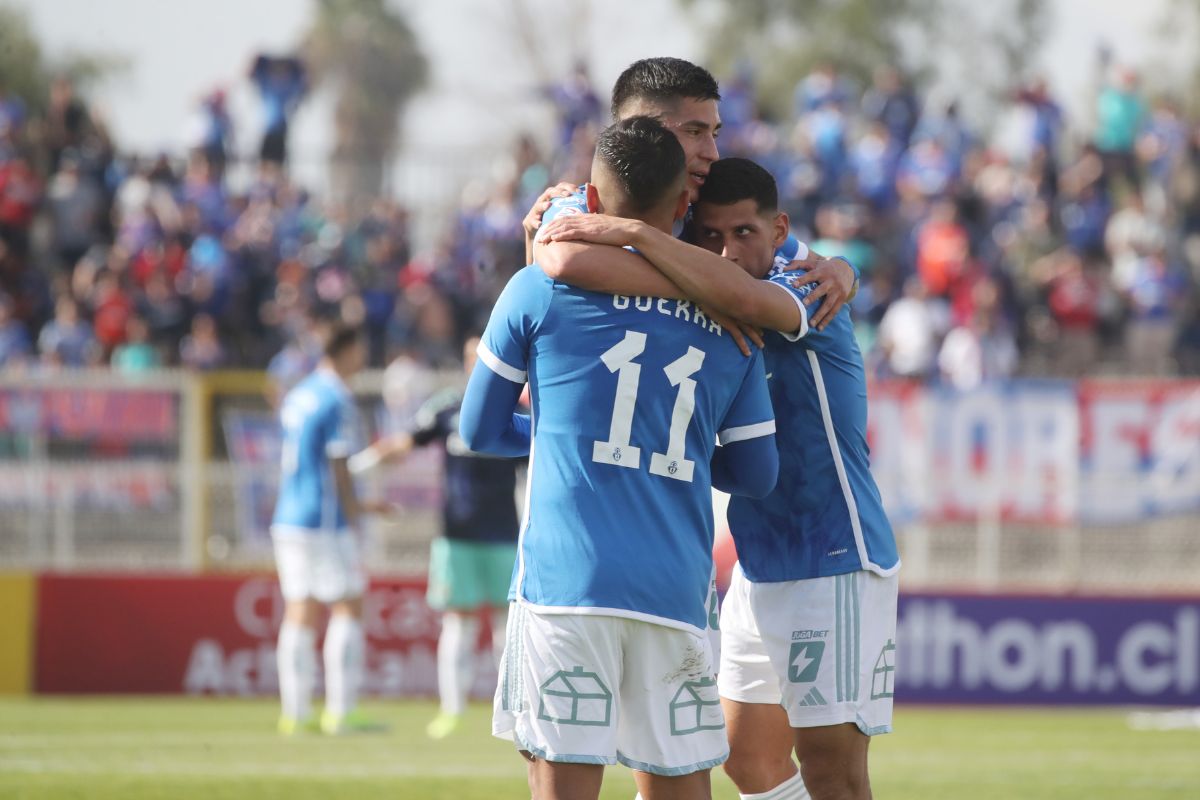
[
  {"left": 271, "top": 527, "right": 366, "bottom": 603},
  {"left": 718, "top": 564, "right": 897, "bottom": 735},
  {"left": 493, "top": 603, "right": 728, "bottom": 776}
]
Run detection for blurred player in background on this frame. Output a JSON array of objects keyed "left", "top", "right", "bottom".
[
  {"left": 460, "top": 117, "right": 779, "bottom": 800},
  {"left": 538, "top": 157, "right": 900, "bottom": 800},
  {"left": 524, "top": 57, "right": 859, "bottom": 332},
  {"left": 270, "top": 325, "right": 393, "bottom": 736},
  {"left": 367, "top": 335, "right": 522, "bottom": 740}
]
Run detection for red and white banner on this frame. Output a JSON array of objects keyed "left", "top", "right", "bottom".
[{"left": 35, "top": 574, "right": 496, "bottom": 697}]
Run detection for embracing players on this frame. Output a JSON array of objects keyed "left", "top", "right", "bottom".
[
  {"left": 535, "top": 59, "right": 900, "bottom": 800},
  {"left": 461, "top": 116, "right": 779, "bottom": 800}
]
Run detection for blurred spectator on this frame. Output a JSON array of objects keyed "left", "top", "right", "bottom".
[
  {"left": 43, "top": 77, "right": 91, "bottom": 174},
  {"left": 850, "top": 121, "right": 901, "bottom": 212},
  {"left": 46, "top": 149, "right": 102, "bottom": 272},
  {"left": 1105, "top": 191, "right": 1165, "bottom": 292},
  {"left": 862, "top": 65, "right": 920, "bottom": 149},
  {"left": 186, "top": 89, "right": 234, "bottom": 179},
  {"left": 915, "top": 199, "right": 970, "bottom": 298},
  {"left": 543, "top": 62, "right": 602, "bottom": 151},
  {"left": 1124, "top": 245, "right": 1187, "bottom": 375},
  {"left": 179, "top": 312, "right": 226, "bottom": 370},
  {"left": 876, "top": 276, "right": 948, "bottom": 380},
  {"left": 1094, "top": 65, "right": 1146, "bottom": 191},
  {"left": 90, "top": 270, "right": 134, "bottom": 356},
  {"left": 0, "top": 146, "right": 41, "bottom": 260},
  {"left": 0, "top": 293, "right": 31, "bottom": 367},
  {"left": 796, "top": 62, "right": 854, "bottom": 115},
  {"left": 111, "top": 314, "right": 161, "bottom": 374},
  {"left": 250, "top": 55, "right": 307, "bottom": 166},
  {"left": 1137, "top": 96, "right": 1188, "bottom": 213},
  {"left": 1014, "top": 77, "right": 1065, "bottom": 197},
  {"left": 38, "top": 297, "right": 99, "bottom": 367},
  {"left": 937, "top": 279, "right": 1018, "bottom": 389},
  {"left": 1046, "top": 252, "right": 1105, "bottom": 375}
]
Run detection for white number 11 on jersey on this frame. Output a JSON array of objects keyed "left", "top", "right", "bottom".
[{"left": 592, "top": 330, "right": 705, "bottom": 483}]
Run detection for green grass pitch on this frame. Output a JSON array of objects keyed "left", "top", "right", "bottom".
[{"left": 1, "top": 697, "right": 1197, "bottom": 798}]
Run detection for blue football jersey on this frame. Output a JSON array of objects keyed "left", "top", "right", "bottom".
[
  {"left": 727, "top": 275, "right": 900, "bottom": 582},
  {"left": 271, "top": 368, "right": 361, "bottom": 534},
  {"left": 478, "top": 266, "right": 775, "bottom": 633}
]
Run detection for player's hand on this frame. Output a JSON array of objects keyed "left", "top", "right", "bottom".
[
  {"left": 536, "top": 213, "right": 642, "bottom": 248},
  {"left": 701, "top": 305, "right": 763, "bottom": 357},
  {"left": 785, "top": 245, "right": 857, "bottom": 330},
  {"left": 524, "top": 182, "right": 577, "bottom": 248}
]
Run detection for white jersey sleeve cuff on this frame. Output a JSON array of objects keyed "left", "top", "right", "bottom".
[
  {"left": 477, "top": 342, "right": 527, "bottom": 384},
  {"left": 768, "top": 280, "right": 810, "bottom": 341},
  {"left": 718, "top": 419, "right": 776, "bottom": 445}
]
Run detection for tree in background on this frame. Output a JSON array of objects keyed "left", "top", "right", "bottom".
[
  {"left": 0, "top": 5, "right": 125, "bottom": 130},
  {"left": 303, "top": 0, "right": 429, "bottom": 212},
  {"left": 676, "top": 0, "right": 1048, "bottom": 121}
]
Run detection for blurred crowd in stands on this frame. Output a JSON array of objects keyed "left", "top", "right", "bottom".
[{"left": 1, "top": 54, "right": 1199, "bottom": 387}]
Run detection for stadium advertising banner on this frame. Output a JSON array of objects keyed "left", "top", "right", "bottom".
[
  {"left": 868, "top": 379, "right": 1200, "bottom": 525},
  {"left": 34, "top": 573, "right": 496, "bottom": 698},
  {"left": 31, "top": 574, "right": 1200, "bottom": 706},
  {"left": 897, "top": 593, "right": 1200, "bottom": 705}
]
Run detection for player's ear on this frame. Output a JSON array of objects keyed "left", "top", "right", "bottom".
[
  {"left": 673, "top": 188, "right": 690, "bottom": 222},
  {"left": 585, "top": 183, "right": 601, "bottom": 213},
  {"left": 772, "top": 211, "right": 790, "bottom": 249}
]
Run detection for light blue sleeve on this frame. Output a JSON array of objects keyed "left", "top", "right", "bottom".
[
  {"left": 765, "top": 273, "right": 837, "bottom": 350},
  {"left": 713, "top": 351, "right": 778, "bottom": 498},
  {"left": 460, "top": 266, "right": 550, "bottom": 456},
  {"left": 538, "top": 188, "right": 589, "bottom": 229},
  {"left": 477, "top": 266, "right": 553, "bottom": 384},
  {"left": 773, "top": 234, "right": 860, "bottom": 283},
  {"left": 717, "top": 350, "right": 776, "bottom": 446}
]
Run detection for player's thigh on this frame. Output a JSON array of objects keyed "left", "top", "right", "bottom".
[
  {"left": 792, "top": 722, "right": 870, "bottom": 790},
  {"left": 273, "top": 530, "right": 366, "bottom": 606},
  {"left": 633, "top": 766, "right": 712, "bottom": 800},
  {"left": 529, "top": 759, "right": 605, "bottom": 800},
  {"left": 749, "top": 570, "right": 897, "bottom": 737},
  {"left": 722, "top": 698, "right": 793, "bottom": 765},
  {"left": 494, "top": 606, "right": 623, "bottom": 765},
  {"left": 717, "top": 564, "right": 782, "bottom": 707},
  {"left": 616, "top": 620, "right": 726, "bottom": 778},
  {"left": 313, "top": 531, "right": 365, "bottom": 604}
]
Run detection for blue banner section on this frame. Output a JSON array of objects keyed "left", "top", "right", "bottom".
[
  {"left": 867, "top": 379, "right": 1200, "bottom": 525},
  {"left": 896, "top": 593, "right": 1200, "bottom": 705}
]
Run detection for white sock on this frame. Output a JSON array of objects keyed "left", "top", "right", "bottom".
[
  {"left": 323, "top": 614, "right": 364, "bottom": 718},
  {"left": 740, "top": 769, "right": 810, "bottom": 800},
  {"left": 489, "top": 607, "right": 509, "bottom": 673},
  {"left": 438, "top": 611, "right": 479, "bottom": 715},
  {"left": 277, "top": 622, "right": 316, "bottom": 721}
]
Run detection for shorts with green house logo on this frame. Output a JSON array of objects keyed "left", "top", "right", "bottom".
[
  {"left": 717, "top": 564, "right": 898, "bottom": 736},
  {"left": 493, "top": 603, "right": 728, "bottom": 776}
]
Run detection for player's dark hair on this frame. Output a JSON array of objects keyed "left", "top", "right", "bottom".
[
  {"left": 594, "top": 116, "right": 686, "bottom": 213},
  {"left": 610, "top": 57, "right": 720, "bottom": 119},
  {"left": 697, "top": 157, "right": 779, "bottom": 214},
  {"left": 324, "top": 324, "right": 363, "bottom": 359}
]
